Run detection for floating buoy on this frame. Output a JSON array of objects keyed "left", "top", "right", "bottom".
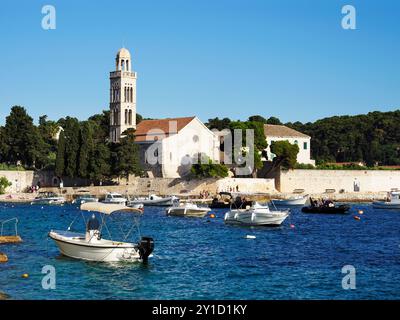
[
  {"left": 354, "top": 216, "right": 361, "bottom": 221},
  {"left": 290, "top": 224, "right": 295, "bottom": 229},
  {"left": 245, "top": 235, "right": 256, "bottom": 239},
  {"left": 209, "top": 213, "right": 216, "bottom": 219},
  {"left": 358, "top": 210, "right": 364, "bottom": 214},
  {"left": 21, "top": 273, "right": 29, "bottom": 279}
]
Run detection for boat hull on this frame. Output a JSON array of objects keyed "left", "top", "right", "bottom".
[
  {"left": 131, "top": 198, "right": 176, "bottom": 206},
  {"left": 301, "top": 205, "right": 350, "bottom": 214},
  {"left": 224, "top": 210, "right": 289, "bottom": 226},
  {"left": 31, "top": 198, "right": 65, "bottom": 205},
  {"left": 166, "top": 207, "right": 210, "bottom": 217},
  {"left": 372, "top": 201, "right": 400, "bottom": 209},
  {"left": 273, "top": 197, "right": 307, "bottom": 206}
]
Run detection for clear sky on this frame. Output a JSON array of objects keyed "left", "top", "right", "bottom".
[{"left": 1, "top": 0, "right": 399, "bottom": 125}]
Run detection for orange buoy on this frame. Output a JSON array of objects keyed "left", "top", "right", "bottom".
[
  {"left": 209, "top": 213, "right": 216, "bottom": 219},
  {"left": 354, "top": 216, "right": 361, "bottom": 220},
  {"left": 358, "top": 210, "right": 364, "bottom": 214}
]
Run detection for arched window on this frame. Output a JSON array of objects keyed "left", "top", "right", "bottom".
[
  {"left": 121, "top": 60, "right": 125, "bottom": 71},
  {"left": 130, "top": 87, "right": 133, "bottom": 102},
  {"left": 125, "top": 110, "right": 128, "bottom": 124},
  {"left": 129, "top": 110, "right": 132, "bottom": 125},
  {"left": 126, "top": 60, "right": 129, "bottom": 71}
]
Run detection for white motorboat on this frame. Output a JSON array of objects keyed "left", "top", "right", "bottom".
[
  {"left": 373, "top": 191, "right": 400, "bottom": 209},
  {"left": 72, "top": 195, "right": 99, "bottom": 205},
  {"left": 129, "top": 194, "right": 179, "bottom": 206},
  {"left": 48, "top": 202, "right": 154, "bottom": 262},
  {"left": 102, "top": 192, "right": 127, "bottom": 205},
  {"left": 31, "top": 192, "right": 66, "bottom": 205},
  {"left": 224, "top": 202, "right": 289, "bottom": 226},
  {"left": 166, "top": 202, "right": 211, "bottom": 217},
  {"left": 271, "top": 194, "right": 309, "bottom": 206}
]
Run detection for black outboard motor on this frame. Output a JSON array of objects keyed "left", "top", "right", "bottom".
[{"left": 137, "top": 237, "right": 154, "bottom": 262}]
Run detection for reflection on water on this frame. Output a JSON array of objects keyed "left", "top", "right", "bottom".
[{"left": 0, "top": 203, "right": 399, "bottom": 299}]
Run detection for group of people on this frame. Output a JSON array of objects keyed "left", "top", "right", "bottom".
[
  {"left": 28, "top": 185, "right": 40, "bottom": 193},
  {"left": 199, "top": 190, "right": 210, "bottom": 199},
  {"left": 310, "top": 197, "right": 335, "bottom": 208}
]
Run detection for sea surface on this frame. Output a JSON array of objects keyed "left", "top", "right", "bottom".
[{"left": 0, "top": 202, "right": 399, "bottom": 300}]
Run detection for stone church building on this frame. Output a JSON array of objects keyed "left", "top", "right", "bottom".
[{"left": 108, "top": 48, "right": 220, "bottom": 178}]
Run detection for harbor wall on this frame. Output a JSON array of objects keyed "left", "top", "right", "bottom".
[
  {"left": 40, "top": 177, "right": 276, "bottom": 199},
  {"left": 278, "top": 169, "right": 400, "bottom": 193}
]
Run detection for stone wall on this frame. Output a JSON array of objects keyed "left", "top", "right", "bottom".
[
  {"left": 278, "top": 169, "right": 400, "bottom": 193},
  {"left": 41, "top": 177, "right": 276, "bottom": 199},
  {"left": 0, "top": 170, "right": 35, "bottom": 193}
]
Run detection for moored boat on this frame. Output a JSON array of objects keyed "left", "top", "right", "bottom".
[
  {"left": 129, "top": 194, "right": 179, "bottom": 206},
  {"left": 272, "top": 194, "right": 308, "bottom": 206},
  {"left": 302, "top": 198, "right": 350, "bottom": 214},
  {"left": 72, "top": 195, "right": 99, "bottom": 205},
  {"left": 224, "top": 202, "right": 289, "bottom": 227},
  {"left": 31, "top": 192, "right": 66, "bottom": 205},
  {"left": 166, "top": 202, "right": 211, "bottom": 217},
  {"left": 102, "top": 192, "right": 127, "bottom": 205},
  {"left": 373, "top": 191, "right": 400, "bottom": 209},
  {"left": 48, "top": 202, "right": 154, "bottom": 263}
]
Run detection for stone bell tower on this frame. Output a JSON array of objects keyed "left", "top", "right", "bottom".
[{"left": 109, "top": 47, "right": 137, "bottom": 142}]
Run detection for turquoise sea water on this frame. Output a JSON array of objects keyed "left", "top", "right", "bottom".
[{"left": 0, "top": 202, "right": 399, "bottom": 300}]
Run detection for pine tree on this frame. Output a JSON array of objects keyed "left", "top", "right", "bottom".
[{"left": 55, "top": 130, "right": 66, "bottom": 177}]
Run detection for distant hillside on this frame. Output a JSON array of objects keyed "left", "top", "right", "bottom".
[{"left": 286, "top": 110, "right": 400, "bottom": 166}]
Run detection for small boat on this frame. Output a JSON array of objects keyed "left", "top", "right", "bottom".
[
  {"left": 166, "top": 202, "right": 211, "bottom": 217},
  {"left": 128, "top": 202, "right": 144, "bottom": 211},
  {"left": 129, "top": 194, "right": 179, "bottom": 206},
  {"left": 72, "top": 195, "right": 99, "bottom": 205},
  {"left": 272, "top": 194, "right": 308, "bottom": 206},
  {"left": 224, "top": 202, "right": 289, "bottom": 227},
  {"left": 31, "top": 192, "right": 66, "bottom": 205},
  {"left": 48, "top": 202, "right": 154, "bottom": 263},
  {"left": 302, "top": 199, "right": 350, "bottom": 214},
  {"left": 373, "top": 191, "right": 400, "bottom": 209},
  {"left": 102, "top": 192, "right": 127, "bottom": 205}
]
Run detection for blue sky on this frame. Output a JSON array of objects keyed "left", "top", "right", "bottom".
[{"left": 1, "top": 0, "right": 400, "bottom": 125}]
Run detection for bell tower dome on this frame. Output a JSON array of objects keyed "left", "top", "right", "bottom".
[{"left": 109, "top": 47, "right": 137, "bottom": 143}]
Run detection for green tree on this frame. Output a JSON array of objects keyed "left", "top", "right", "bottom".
[
  {"left": 248, "top": 115, "right": 267, "bottom": 123},
  {"left": 266, "top": 116, "right": 282, "bottom": 125},
  {"left": 206, "top": 117, "right": 232, "bottom": 131},
  {"left": 270, "top": 140, "right": 299, "bottom": 169},
  {"left": 0, "top": 126, "right": 8, "bottom": 163},
  {"left": 112, "top": 132, "right": 143, "bottom": 178},
  {"left": 191, "top": 154, "right": 229, "bottom": 178},
  {"left": 0, "top": 176, "right": 12, "bottom": 194},
  {"left": 55, "top": 130, "right": 66, "bottom": 177},
  {"left": 4, "top": 106, "right": 45, "bottom": 167},
  {"left": 88, "top": 143, "right": 111, "bottom": 183},
  {"left": 62, "top": 117, "right": 81, "bottom": 177},
  {"left": 78, "top": 121, "right": 95, "bottom": 178}
]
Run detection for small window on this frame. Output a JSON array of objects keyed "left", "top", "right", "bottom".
[
  {"left": 294, "top": 140, "right": 298, "bottom": 145},
  {"left": 303, "top": 142, "right": 308, "bottom": 150}
]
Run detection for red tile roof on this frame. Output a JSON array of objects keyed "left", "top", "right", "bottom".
[{"left": 134, "top": 116, "right": 195, "bottom": 142}]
